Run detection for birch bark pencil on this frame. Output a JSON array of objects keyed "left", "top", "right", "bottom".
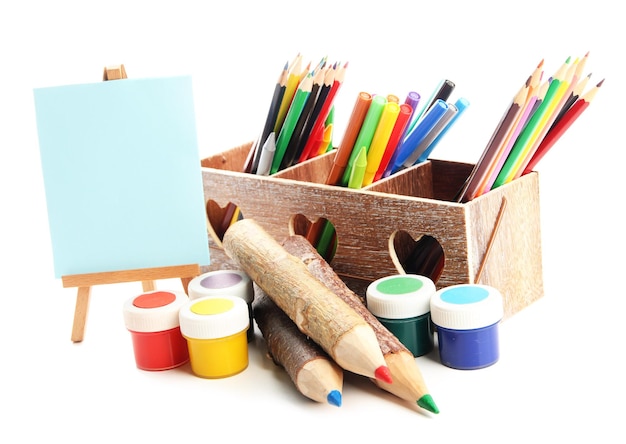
[
  {"left": 253, "top": 287, "right": 343, "bottom": 407},
  {"left": 281, "top": 235, "right": 439, "bottom": 415},
  {"left": 222, "top": 219, "right": 392, "bottom": 384}
]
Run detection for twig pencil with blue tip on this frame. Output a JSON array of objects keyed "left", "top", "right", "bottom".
[
  {"left": 253, "top": 287, "right": 343, "bottom": 407},
  {"left": 222, "top": 219, "right": 393, "bottom": 384},
  {"left": 281, "top": 235, "right": 439, "bottom": 415}
]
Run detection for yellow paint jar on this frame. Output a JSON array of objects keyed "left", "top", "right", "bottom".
[{"left": 179, "top": 295, "right": 249, "bottom": 378}]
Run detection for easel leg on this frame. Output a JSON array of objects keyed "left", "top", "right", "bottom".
[
  {"left": 71, "top": 286, "right": 91, "bottom": 343},
  {"left": 141, "top": 281, "right": 156, "bottom": 292},
  {"left": 180, "top": 277, "right": 193, "bottom": 295}
]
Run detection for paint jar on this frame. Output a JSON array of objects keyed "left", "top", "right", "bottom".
[
  {"left": 188, "top": 269, "right": 255, "bottom": 342},
  {"left": 179, "top": 295, "right": 249, "bottom": 379},
  {"left": 366, "top": 274, "right": 436, "bottom": 357},
  {"left": 430, "top": 284, "right": 504, "bottom": 370},
  {"left": 123, "top": 290, "right": 190, "bottom": 371}
]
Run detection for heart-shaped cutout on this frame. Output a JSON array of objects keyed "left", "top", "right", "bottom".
[
  {"left": 389, "top": 230, "right": 445, "bottom": 283},
  {"left": 206, "top": 199, "right": 244, "bottom": 246},
  {"left": 290, "top": 214, "right": 337, "bottom": 263}
]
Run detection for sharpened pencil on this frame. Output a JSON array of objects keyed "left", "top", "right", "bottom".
[
  {"left": 282, "top": 235, "right": 439, "bottom": 414},
  {"left": 253, "top": 287, "right": 343, "bottom": 407},
  {"left": 524, "top": 78, "right": 604, "bottom": 174},
  {"left": 222, "top": 219, "right": 392, "bottom": 384}
]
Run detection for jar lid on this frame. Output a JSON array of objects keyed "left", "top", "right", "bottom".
[
  {"left": 123, "top": 290, "right": 188, "bottom": 333},
  {"left": 179, "top": 295, "right": 249, "bottom": 339},
  {"left": 430, "top": 284, "right": 504, "bottom": 330},
  {"left": 188, "top": 270, "right": 254, "bottom": 303},
  {"left": 366, "top": 274, "right": 436, "bottom": 319}
]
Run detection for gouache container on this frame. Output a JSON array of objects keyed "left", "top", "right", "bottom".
[
  {"left": 122, "top": 290, "right": 190, "bottom": 371},
  {"left": 366, "top": 274, "right": 436, "bottom": 357},
  {"left": 179, "top": 295, "right": 249, "bottom": 379},
  {"left": 430, "top": 284, "right": 504, "bottom": 370},
  {"left": 188, "top": 269, "right": 255, "bottom": 342}
]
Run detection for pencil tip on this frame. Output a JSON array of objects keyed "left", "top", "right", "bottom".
[
  {"left": 327, "top": 390, "right": 342, "bottom": 407},
  {"left": 597, "top": 78, "right": 605, "bottom": 87},
  {"left": 374, "top": 365, "right": 393, "bottom": 384},
  {"left": 417, "top": 394, "right": 440, "bottom": 414}
]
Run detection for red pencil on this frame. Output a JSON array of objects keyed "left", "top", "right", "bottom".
[
  {"left": 298, "top": 62, "right": 348, "bottom": 163},
  {"left": 523, "top": 78, "right": 604, "bottom": 174}
]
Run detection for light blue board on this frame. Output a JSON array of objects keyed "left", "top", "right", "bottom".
[{"left": 34, "top": 76, "right": 210, "bottom": 278}]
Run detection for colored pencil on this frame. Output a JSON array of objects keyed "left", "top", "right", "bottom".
[
  {"left": 222, "top": 219, "right": 393, "bottom": 384},
  {"left": 362, "top": 101, "right": 401, "bottom": 186},
  {"left": 292, "top": 64, "right": 336, "bottom": 163},
  {"left": 475, "top": 61, "right": 545, "bottom": 196},
  {"left": 458, "top": 79, "right": 529, "bottom": 202},
  {"left": 523, "top": 78, "right": 604, "bottom": 174},
  {"left": 512, "top": 56, "right": 578, "bottom": 179},
  {"left": 279, "top": 65, "right": 326, "bottom": 169},
  {"left": 282, "top": 235, "right": 439, "bottom": 414},
  {"left": 325, "top": 91, "right": 372, "bottom": 185},
  {"left": 552, "top": 72, "right": 591, "bottom": 129},
  {"left": 253, "top": 288, "right": 343, "bottom": 407},
  {"left": 273, "top": 54, "right": 303, "bottom": 136},
  {"left": 249, "top": 61, "right": 289, "bottom": 174},
  {"left": 492, "top": 57, "right": 570, "bottom": 188},
  {"left": 255, "top": 132, "right": 276, "bottom": 176},
  {"left": 373, "top": 102, "right": 413, "bottom": 182},
  {"left": 299, "top": 62, "right": 347, "bottom": 163},
  {"left": 271, "top": 73, "right": 314, "bottom": 174}
]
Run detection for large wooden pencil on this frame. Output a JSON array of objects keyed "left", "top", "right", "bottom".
[
  {"left": 222, "top": 218, "right": 392, "bottom": 384},
  {"left": 281, "top": 235, "right": 439, "bottom": 415},
  {"left": 253, "top": 287, "right": 343, "bottom": 407}
]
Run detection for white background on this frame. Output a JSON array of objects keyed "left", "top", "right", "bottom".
[{"left": 1, "top": 1, "right": 624, "bottom": 442}]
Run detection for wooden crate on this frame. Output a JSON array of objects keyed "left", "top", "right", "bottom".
[{"left": 200, "top": 142, "right": 543, "bottom": 320}]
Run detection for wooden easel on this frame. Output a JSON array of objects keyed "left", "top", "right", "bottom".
[
  {"left": 63, "top": 264, "right": 200, "bottom": 342},
  {"left": 62, "top": 65, "right": 200, "bottom": 342}
]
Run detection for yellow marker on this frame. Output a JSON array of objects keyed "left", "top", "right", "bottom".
[
  {"left": 179, "top": 296, "right": 249, "bottom": 379},
  {"left": 362, "top": 101, "right": 400, "bottom": 186}
]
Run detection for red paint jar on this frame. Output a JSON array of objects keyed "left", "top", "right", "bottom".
[{"left": 123, "top": 290, "right": 190, "bottom": 371}]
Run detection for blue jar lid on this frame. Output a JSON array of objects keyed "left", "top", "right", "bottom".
[{"left": 430, "top": 284, "right": 503, "bottom": 329}]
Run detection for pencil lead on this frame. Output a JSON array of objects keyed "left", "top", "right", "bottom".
[
  {"left": 417, "top": 394, "right": 440, "bottom": 414},
  {"left": 374, "top": 365, "right": 393, "bottom": 384},
  {"left": 327, "top": 390, "right": 342, "bottom": 407},
  {"left": 597, "top": 78, "right": 605, "bottom": 87}
]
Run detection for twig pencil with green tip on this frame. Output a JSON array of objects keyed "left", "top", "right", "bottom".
[{"left": 282, "top": 235, "right": 440, "bottom": 415}]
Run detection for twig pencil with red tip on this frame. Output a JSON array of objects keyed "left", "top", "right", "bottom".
[
  {"left": 222, "top": 218, "right": 393, "bottom": 385},
  {"left": 282, "top": 235, "right": 439, "bottom": 415}
]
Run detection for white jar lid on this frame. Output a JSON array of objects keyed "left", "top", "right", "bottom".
[
  {"left": 123, "top": 290, "right": 188, "bottom": 333},
  {"left": 188, "top": 270, "right": 253, "bottom": 303},
  {"left": 179, "top": 295, "right": 249, "bottom": 339},
  {"left": 430, "top": 284, "right": 504, "bottom": 330},
  {"left": 366, "top": 274, "right": 436, "bottom": 319}
]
